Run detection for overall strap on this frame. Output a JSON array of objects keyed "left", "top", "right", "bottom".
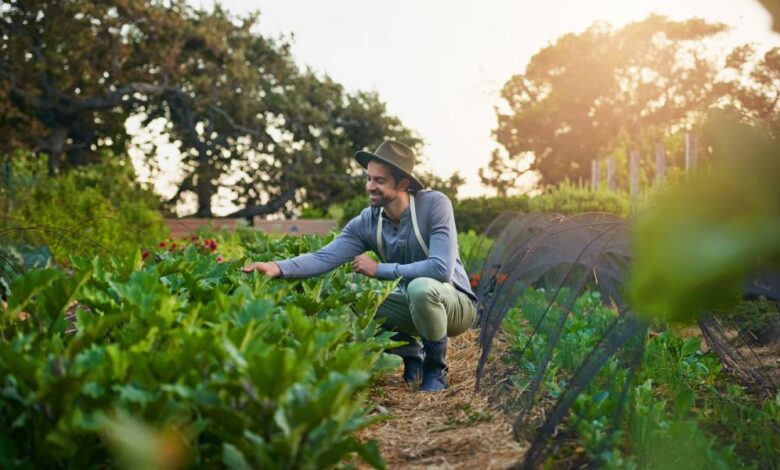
[
  {"left": 376, "top": 193, "right": 430, "bottom": 262},
  {"left": 376, "top": 207, "right": 386, "bottom": 262},
  {"left": 409, "top": 193, "right": 429, "bottom": 256}
]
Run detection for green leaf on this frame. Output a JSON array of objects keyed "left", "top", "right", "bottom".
[
  {"left": 354, "top": 438, "right": 386, "bottom": 470},
  {"left": 113, "top": 384, "right": 153, "bottom": 406},
  {"left": 5, "top": 268, "right": 62, "bottom": 319},
  {"left": 681, "top": 337, "right": 701, "bottom": 358},
  {"left": 274, "top": 406, "right": 291, "bottom": 437},
  {"left": 222, "top": 337, "right": 248, "bottom": 371},
  {"left": 223, "top": 443, "right": 253, "bottom": 470}
]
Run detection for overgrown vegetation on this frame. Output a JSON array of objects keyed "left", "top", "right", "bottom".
[{"left": 1, "top": 151, "right": 167, "bottom": 264}]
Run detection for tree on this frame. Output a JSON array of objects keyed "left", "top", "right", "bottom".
[
  {"left": 418, "top": 170, "right": 465, "bottom": 200},
  {"left": 121, "top": 5, "right": 422, "bottom": 218},
  {"left": 2, "top": 1, "right": 427, "bottom": 218},
  {"left": 138, "top": 5, "right": 300, "bottom": 217},
  {"left": 1, "top": 0, "right": 182, "bottom": 174},
  {"left": 721, "top": 45, "right": 780, "bottom": 135},
  {"left": 484, "top": 16, "right": 727, "bottom": 190},
  {"left": 223, "top": 78, "right": 424, "bottom": 219}
]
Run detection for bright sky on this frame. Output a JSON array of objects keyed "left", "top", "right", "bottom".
[{"left": 139, "top": 0, "right": 780, "bottom": 213}]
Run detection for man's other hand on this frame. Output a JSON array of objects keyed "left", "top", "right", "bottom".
[
  {"left": 242, "top": 261, "right": 282, "bottom": 277},
  {"left": 352, "top": 254, "right": 378, "bottom": 278}
]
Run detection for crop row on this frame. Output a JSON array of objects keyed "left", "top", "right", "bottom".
[
  {"left": 0, "top": 233, "right": 399, "bottom": 468},
  {"left": 502, "top": 288, "right": 780, "bottom": 468}
]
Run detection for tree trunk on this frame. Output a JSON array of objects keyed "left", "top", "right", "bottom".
[
  {"left": 194, "top": 163, "right": 214, "bottom": 217},
  {"left": 65, "top": 124, "right": 96, "bottom": 168},
  {"left": 39, "top": 127, "right": 68, "bottom": 176}
]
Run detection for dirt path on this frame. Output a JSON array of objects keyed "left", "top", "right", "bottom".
[{"left": 359, "top": 330, "right": 525, "bottom": 469}]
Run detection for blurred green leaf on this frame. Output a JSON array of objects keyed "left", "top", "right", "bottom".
[{"left": 629, "top": 112, "right": 780, "bottom": 321}]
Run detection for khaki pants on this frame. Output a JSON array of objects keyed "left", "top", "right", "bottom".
[{"left": 376, "top": 277, "right": 477, "bottom": 341}]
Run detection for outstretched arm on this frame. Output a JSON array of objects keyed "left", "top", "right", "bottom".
[{"left": 243, "top": 216, "right": 368, "bottom": 279}]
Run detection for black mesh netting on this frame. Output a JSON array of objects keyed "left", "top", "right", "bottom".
[{"left": 469, "top": 211, "right": 780, "bottom": 468}]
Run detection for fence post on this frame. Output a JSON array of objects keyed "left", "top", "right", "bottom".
[
  {"left": 685, "top": 133, "right": 698, "bottom": 171},
  {"left": 655, "top": 143, "right": 666, "bottom": 183},
  {"left": 591, "top": 159, "right": 600, "bottom": 191},
  {"left": 607, "top": 157, "right": 616, "bottom": 191},
  {"left": 630, "top": 150, "right": 640, "bottom": 201}
]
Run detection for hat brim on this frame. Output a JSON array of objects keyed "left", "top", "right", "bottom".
[{"left": 355, "top": 150, "right": 424, "bottom": 191}]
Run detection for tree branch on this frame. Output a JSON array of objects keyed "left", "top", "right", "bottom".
[{"left": 227, "top": 188, "right": 298, "bottom": 218}]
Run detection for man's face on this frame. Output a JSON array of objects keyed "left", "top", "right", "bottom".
[{"left": 366, "top": 160, "right": 406, "bottom": 207}]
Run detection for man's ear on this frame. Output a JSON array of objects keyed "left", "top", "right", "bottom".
[{"left": 398, "top": 178, "right": 410, "bottom": 192}]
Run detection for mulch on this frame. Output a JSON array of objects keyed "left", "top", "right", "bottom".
[{"left": 359, "top": 329, "right": 526, "bottom": 469}]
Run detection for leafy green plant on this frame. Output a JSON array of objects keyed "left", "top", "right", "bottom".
[
  {"left": 502, "top": 288, "right": 777, "bottom": 468},
  {"left": 629, "top": 112, "right": 780, "bottom": 321},
  {"left": 0, "top": 232, "right": 399, "bottom": 468},
  {"left": 0, "top": 243, "right": 52, "bottom": 299}
]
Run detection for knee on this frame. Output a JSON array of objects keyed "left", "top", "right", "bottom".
[{"left": 407, "top": 277, "right": 440, "bottom": 304}]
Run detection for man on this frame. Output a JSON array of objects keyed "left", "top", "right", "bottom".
[{"left": 243, "top": 140, "right": 477, "bottom": 392}]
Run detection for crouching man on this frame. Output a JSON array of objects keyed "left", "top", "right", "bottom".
[{"left": 243, "top": 140, "right": 477, "bottom": 392}]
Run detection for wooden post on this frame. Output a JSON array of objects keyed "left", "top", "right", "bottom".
[
  {"left": 630, "top": 150, "right": 640, "bottom": 201},
  {"left": 685, "top": 133, "right": 698, "bottom": 171},
  {"left": 591, "top": 159, "right": 600, "bottom": 191},
  {"left": 607, "top": 157, "right": 616, "bottom": 191},
  {"left": 655, "top": 143, "right": 666, "bottom": 183}
]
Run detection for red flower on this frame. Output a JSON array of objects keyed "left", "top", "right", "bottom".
[
  {"left": 159, "top": 242, "right": 167, "bottom": 248},
  {"left": 497, "top": 274, "right": 508, "bottom": 284},
  {"left": 216, "top": 255, "right": 224, "bottom": 263},
  {"left": 142, "top": 250, "right": 150, "bottom": 261}
]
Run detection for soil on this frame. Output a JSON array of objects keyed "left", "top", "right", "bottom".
[{"left": 359, "top": 330, "right": 526, "bottom": 469}]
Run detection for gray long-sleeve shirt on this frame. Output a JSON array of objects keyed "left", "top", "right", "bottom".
[{"left": 275, "top": 190, "right": 477, "bottom": 302}]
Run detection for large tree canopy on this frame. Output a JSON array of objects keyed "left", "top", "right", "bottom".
[
  {"left": 483, "top": 15, "right": 729, "bottom": 191},
  {"left": 721, "top": 45, "right": 780, "bottom": 135},
  {"left": 1, "top": 0, "right": 429, "bottom": 217},
  {"left": 1, "top": 0, "right": 182, "bottom": 173}
]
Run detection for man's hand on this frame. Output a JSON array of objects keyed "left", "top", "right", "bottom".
[
  {"left": 352, "top": 254, "right": 378, "bottom": 278},
  {"left": 242, "top": 261, "right": 282, "bottom": 277}
]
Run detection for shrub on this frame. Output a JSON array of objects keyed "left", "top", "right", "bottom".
[
  {"left": 453, "top": 195, "right": 531, "bottom": 233},
  {"left": 1, "top": 151, "right": 168, "bottom": 263},
  {"left": 529, "top": 182, "right": 631, "bottom": 217},
  {"left": 330, "top": 195, "right": 370, "bottom": 227}
]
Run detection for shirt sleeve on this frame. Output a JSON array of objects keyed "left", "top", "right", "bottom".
[
  {"left": 374, "top": 193, "right": 457, "bottom": 282},
  {"left": 275, "top": 214, "right": 368, "bottom": 278}
]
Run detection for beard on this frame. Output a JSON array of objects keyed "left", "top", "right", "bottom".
[{"left": 368, "top": 191, "right": 394, "bottom": 208}]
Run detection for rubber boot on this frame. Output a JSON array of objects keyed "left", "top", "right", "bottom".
[
  {"left": 420, "top": 336, "right": 448, "bottom": 392},
  {"left": 387, "top": 332, "right": 423, "bottom": 384}
]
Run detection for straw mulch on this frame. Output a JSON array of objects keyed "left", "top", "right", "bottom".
[{"left": 359, "top": 329, "right": 526, "bottom": 469}]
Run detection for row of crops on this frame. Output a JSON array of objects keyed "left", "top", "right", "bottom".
[
  {"left": 0, "top": 232, "right": 400, "bottom": 468},
  {"left": 500, "top": 288, "right": 779, "bottom": 468}
]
